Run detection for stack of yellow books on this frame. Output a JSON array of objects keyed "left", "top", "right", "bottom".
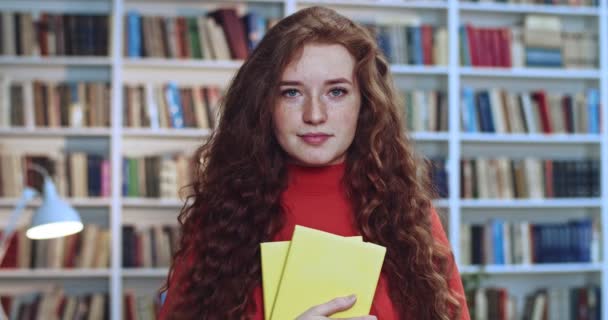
[{"left": 260, "top": 225, "right": 387, "bottom": 320}]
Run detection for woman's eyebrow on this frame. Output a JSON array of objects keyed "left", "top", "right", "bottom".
[{"left": 279, "top": 78, "right": 353, "bottom": 86}]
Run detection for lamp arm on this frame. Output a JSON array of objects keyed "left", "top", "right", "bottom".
[{"left": 0, "top": 161, "right": 48, "bottom": 259}]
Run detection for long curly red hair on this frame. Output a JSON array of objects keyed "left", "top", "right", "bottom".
[{"left": 162, "top": 6, "right": 462, "bottom": 319}]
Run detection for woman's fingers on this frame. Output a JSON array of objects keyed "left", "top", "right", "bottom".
[{"left": 300, "top": 295, "right": 357, "bottom": 317}]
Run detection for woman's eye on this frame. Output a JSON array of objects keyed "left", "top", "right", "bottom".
[
  {"left": 282, "top": 89, "right": 300, "bottom": 97},
  {"left": 329, "top": 88, "right": 347, "bottom": 97}
]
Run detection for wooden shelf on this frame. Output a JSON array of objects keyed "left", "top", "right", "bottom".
[
  {"left": 122, "top": 268, "right": 169, "bottom": 278},
  {"left": 298, "top": 0, "right": 448, "bottom": 9},
  {"left": 460, "top": 133, "right": 601, "bottom": 144},
  {"left": 410, "top": 132, "right": 450, "bottom": 141},
  {"left": 459, "top": 2, "right": 599, "bottom": 16},
  {"left": 123, "top": 58, "right": 243, "bottom": 70},
  {"left": 460, "top": 263, "right": 602, "bottom": 275},
  {"left": 122, "top": 128, "right": 212, "bottom": 138},
  {"left": 459, "top": 67, "right": 600, "bottom": 79},
  {"left": 0, "top": 269, "right": 111, "bottom": 279},
  {"left": 390, "top": 65, "right": 448, "bottom": 75},
  {"left": 460, "top": 198, "right": 602, "bottom": 208},
  {"left": 0, "top": 198, "right": 112, "bottom": 207},
  {"left": 0, "top": 127, "right": 111, "bottom": 137},
  {"left": 0, "top": 56, "right": 111, "bottom": 66},
  {"left": 122, "top": 198, "right": 186, "bottom": 208}
]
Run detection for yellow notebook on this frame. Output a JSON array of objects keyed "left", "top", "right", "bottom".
[
  {"left": 269, "top": 226, "right": 386, "bottom": 320},
  {"left": 260, "top": 236, "right": 362, "bottom": 320}
]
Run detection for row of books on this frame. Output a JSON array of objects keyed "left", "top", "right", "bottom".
[
  {"left": 124, "top": 291, "right": 163, "bottom": 320},
  {"left": 400, "top": 90, "right": 448, "bottom": 132},
  {"left": 123, "top": 83, "right": 222, "bottom": 129},
  {"left": 460, "top": 158, "right": 600, "bottom": 199},
  {"left": 461, "top": 0, "right": 598, "bottom": 5},
  {"left": 125, "top": 8, "right": 276, "bottom": 60},
  {"left": 1, "top": 289, "right": 108, "bottom": 320},
  {"left": 459, "top": 19, "right": 597, "bottom": 68},
  {"left": 0, "top": 224, "right": 110, "bottom": 269},
  {"left": 461, "top": 88, "right": 601, "bottom": 134},
  {"left": 460, "top": 218, "right": 598, "bottom": 265},
  {"left": 365, "top": 22, "right": 448, "bottom": 66},
  {"left": 122, "top": 154, "right": 191, "bottom": 199},
  {"left": 469, "top": 286, "right": 600, "bottom": 320},
  {"left": 122, "top": 224, "right": 180, "bottom": 268},
  {"left": 0, "top": 152, "right": 110, "bottom": 198},
  {"left": 1, "top": 78, "right": 111, "bottom": 128},
  {"left": 0, "top": 12, "right": 109, "bottom": 56}
]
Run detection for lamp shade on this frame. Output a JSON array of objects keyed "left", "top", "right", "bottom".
[{"left": 26, "top": 177, "right": 83, "bottom": 240}]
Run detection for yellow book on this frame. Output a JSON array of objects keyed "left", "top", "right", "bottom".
[
  {"left": 269, "top": 226, "right": 386, "bottom": 320},
  {"left": 260, "top": 235, "right": 363, "bottom": 320}
]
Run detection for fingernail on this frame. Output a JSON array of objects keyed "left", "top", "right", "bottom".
[{"left": 348, "top": 294, "right": 356, "bottom": 301}]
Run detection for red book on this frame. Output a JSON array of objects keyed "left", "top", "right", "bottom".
[
  {"left": 544, "top": 160, "right": 554, "bottom": 198},
  {"left": 421, "top": 25, "right": 434, "bottom": 65},
  {"left": 499, "top": 28, "right": 512, "bottom": 67},
  {"left": 483, "top": 28, "right": 494, "bottom": 67},
  {"left": 479, "top": 28, "right": 490, "bottom": 67},
  {"left": 176, "top": 17, "right": 187, "bottom": 59},
  {"left": 465, "top": 24, "right": 479, "bottom": 66},
  {"left": 491, "top": 28, "right": 503, "bottom": 67},
  {"left": 0, "top": 232, "right": 18, "bottom": 268},
  {"left": 0, "top": 296, "right": 12, "bottom": 314},
  {"left": 532, "top": 91, "right": 552, "bottom": 133},
  {"left": 125, "top": 293, "right": 136, "bottom": 320},
  {"left": 562, "top": 96, "right": 573, "bottom": 133},
  {"left": 101, "top": 159, "right": 110, "bottom": 197},
  {"left": 210, "top": 9, "right": 249, "bottom": 60},
  {"left": 38, "top": 14, "right": 49, "bottom": 56},
  {"left": 64, "top": 232, "right": 81, "bottom": 268},
  {"left": 498, "top": 289, "right": 508, "bottom": 320}
]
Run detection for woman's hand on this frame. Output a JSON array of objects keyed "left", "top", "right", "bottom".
[{"left": 295, "top": 295, "right": 377, "bottom": 320}]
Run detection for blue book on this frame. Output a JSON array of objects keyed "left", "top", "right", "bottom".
[
  {"left": 376, "top": 26, "right": 391, "bottom": 62},
  {"left": 532, "top": 224, "right": 542, "bottom": 263},
  {"left": 586, "top": 88, "right": 600, "bottom": 134},
  {"left": 164, "top": 82, "right": 185, "bottom": 129},
  {"left": 476, "top": 91, "right": 495, "bottom": 132},
  {"left": 525, "top": 47, "right": 562, "bottom": 67},
  {"left": 127, "top": 11, "right": 142, "bottom": 57},
  {"left": 242, "top": 12, "right": 266, "bottom": 52},
  {"left": 87, "top": 154, "right": 102, "bottom": 197},
  {"left": 461, "top": 87, "right": 477, "bottom": 132},
  {"left": 580, "top": 218, "right": 592, "bottom": 263},
  {"left": 409, "top": 26, "right": 423, "bottom": 65},
  {"left": 492, "top": 220, "right": 505, "bottom": 265}
]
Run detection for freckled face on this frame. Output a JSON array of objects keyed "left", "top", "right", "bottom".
[{"left": 273, "top": 43, "right": 361, "bottom": 167}]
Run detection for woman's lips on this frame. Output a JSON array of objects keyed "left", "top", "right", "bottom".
[{"left": 299, "top": 133, "right": 331, "bottom": 145}]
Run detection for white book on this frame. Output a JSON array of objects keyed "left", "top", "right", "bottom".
[
  {"left": 520, "top": 93, "right": 536, "bottom": 133},
  {"left": 460, "top": 224, "right": 471, "bottom": 265},
  {"left": 489, "top": 89, "right": 506, "bottom": 133},
  {"left": 474, "top": 288, "right": 487, "bottom": 320},
  {"left": 145, "top": 83, "right": 160, "bottom": 129},
  {"left": 521, "top": 222, "right": 532, "bottom": 265}
]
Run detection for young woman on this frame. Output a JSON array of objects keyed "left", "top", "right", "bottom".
[{"left": 159, "top": 6, "right": 469, "bottom": 320}]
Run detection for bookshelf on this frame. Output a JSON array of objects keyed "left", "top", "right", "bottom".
[{"left": 0, "top": 0, "right": 606, "bottom": 318}]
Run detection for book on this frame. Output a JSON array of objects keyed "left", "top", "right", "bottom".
[
  {"left": 260, "top": 236, "right": 363, "bottom": 320},
  {"left": 269, "top": 226, "right": 386, "bottom": 320}
]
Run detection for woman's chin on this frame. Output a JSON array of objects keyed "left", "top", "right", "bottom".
[{"left": 288, "top": 154, "right": 345, "bottom": 167}]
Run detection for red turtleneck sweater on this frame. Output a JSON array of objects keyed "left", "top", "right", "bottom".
[{"left": 159, "top": 163, "right": 470, "bottom": 319}]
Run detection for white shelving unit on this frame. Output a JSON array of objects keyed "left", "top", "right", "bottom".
[{"left": 0, "top": 0, "right": 606, "bottom": 319}]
